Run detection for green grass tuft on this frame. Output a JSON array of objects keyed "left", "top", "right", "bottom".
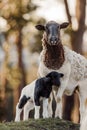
[{"left": 0, "top": 118, "right": 80, "bottom": 130}]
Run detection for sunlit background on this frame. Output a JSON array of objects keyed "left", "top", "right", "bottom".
[{"left": 0, "top": 0, "right": 87, "bottom": 122}]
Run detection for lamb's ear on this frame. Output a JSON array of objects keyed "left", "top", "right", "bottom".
[
  {"left": 46, "top": 73, "right": 51, "bottom": 78},
  {"left": 60, "top": 22, "right": 69, "bottom": 29},
  {"left": 60, "top": 73, "right": 64, "bottom": 78},
  {"left": 35, "top": 24, "right": 45, "bottom": 31}
]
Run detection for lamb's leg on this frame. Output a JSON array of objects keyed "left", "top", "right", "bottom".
[
  {"left": 15, "top": 103, "right": 22, "bottom": 122},
  {"left": 42, "top": 98, "right": 49, "bottom": 118},
  {"left": 34, "top": 97, "right": 40, "bottom": 119},
  {"left": 23, "top": 101, "right": 34, "bottom": 121},
  {"left": 34, "top": 105, "right": 40, "bottom": 119}
]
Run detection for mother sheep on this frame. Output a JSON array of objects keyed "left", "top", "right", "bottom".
[{"left": 35, "top": 21, "right": 87, "bottom": 129}]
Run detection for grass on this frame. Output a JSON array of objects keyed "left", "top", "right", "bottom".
[{"left": 0, "top": 118, "right": 80, "bottom": 130}]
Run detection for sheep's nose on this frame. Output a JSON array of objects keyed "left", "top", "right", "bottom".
[{"left": 50, "top": 36, "right": 58, "bottom": 45}]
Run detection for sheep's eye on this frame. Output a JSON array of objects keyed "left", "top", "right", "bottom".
[
  {"left": 45, "top": 27, "right": 49, "bottom": 33},
  {"left": 57, "top": 25, "right": 60, "bottom": 30}
]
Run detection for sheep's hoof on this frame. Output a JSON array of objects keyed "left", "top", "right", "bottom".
[
  {"left": 34, "top": 117, "right": 39, "bottom": 119},
  {"left": 57, "top": 98, "right": 61, "bottom": 103},
  {"left": 48, "top": 113, "right": 52, "bottom": 118},
  {"left": 64, "top": 89, "right": 72, "bottom": 96}
]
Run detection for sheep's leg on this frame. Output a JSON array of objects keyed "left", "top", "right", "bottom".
[
  {"left": 79, "top": 91, "right": 87, "bottom": 130},
  {"left": 80, "top": 109, "right": 87, "bottom": 130},
  {"left": 56, "top": 79, "right": 78, "bottom": 119},
  {"left": 42, "top": 98, "right": 49, "bottom": 118},
  {"left": 47, "top": 92, "right": 53, "bottom": 118},
  {"left": 15, "top": 103, "right": 22, "bottom": 122},
  {"left": 55, "top": 99, "right": 62, "bottom": 118},
  {"left": 79, "top": 97, "right": 87, "bottom": 130},
  {"left": 56, "top": 86, "right": 73, "bottom": 119},
  {"left": 79, "top": 94, "right": 87, "bottom": 123},
  {"left": 23, "top": 101, "right": 34, "bottom": 121},
  {"left": 53, "top": 90, "right": 62, "bottom": 118},
  {"left": 54, "top": 63, "right": 71, "bottom": 118},
  {"left": 79, "top": 83, "right": 87, "bottom": 124},
  {"left": 55, "top": 79, "right": 70, "bottom": 118},
  {"left": 55, "top": 87, "right": 66, "bottom": 119}
]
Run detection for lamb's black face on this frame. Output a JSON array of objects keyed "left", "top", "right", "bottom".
[
  {"left": 46, "top": 71, "right": 64, "bottom": 86},
  {"left": 35, "top": 21, "right": 69, "bottom": 46}
]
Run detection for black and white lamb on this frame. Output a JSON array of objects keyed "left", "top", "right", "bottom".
[
  {"left": 35, "top": 21, "right": 87, "bottom": 129},
  {"left": 15, "top": 71, "right": 63, "bottom": 121}
]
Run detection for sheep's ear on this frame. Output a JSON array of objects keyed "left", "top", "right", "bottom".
[
  {"left": 60, "top": 73, "right": 64, "bottom": 78},
  {"left": 35, "top": 25, "right": 45, "bottom": 31},
  {"left": 60, "top": 22, "right": 69, "bottom": 29}
]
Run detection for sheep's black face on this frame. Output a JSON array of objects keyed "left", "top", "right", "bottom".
[
  {"left": 46, "top": 71, "right": 64, "bottom": 86},
  {"left": 45, "top": 22, "right": 60, "bottom": 45},
  {"left": 35, "top": 21, "right": 69, "bottom": 46}
]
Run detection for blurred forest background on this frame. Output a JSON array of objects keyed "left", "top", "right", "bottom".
[{"left": 0, "top": 0, "right": 87, "bottom": 122}]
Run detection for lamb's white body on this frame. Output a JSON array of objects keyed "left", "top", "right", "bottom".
[
  {"left": 15, "top": 80, "right": 35, "bottom": 121},
  {"left": 15, "top": 80, "right": 48, "bottom": 121},
  {"left": 38, "top": 45, "right": 87, "bottom": 123}
]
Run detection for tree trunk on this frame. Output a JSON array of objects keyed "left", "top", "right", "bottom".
[
  {"left": 71, "top": 0, "right": 86, "bottom": 54},
  {"left": 17, "top": 28, "right": 26, "bottom": 93},
  {"left": 64, "top": 0, "right": 86, "bottom": 54},
  {"left": 13, "top": 28, "right": 26, "bottom": 118}
]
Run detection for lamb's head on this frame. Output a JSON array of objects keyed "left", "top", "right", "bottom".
[
  {"left": 46, "top": 71, "right": 64, "bottom": 86},
  {"left": 35, "top": 21, "right": 69, "bottom": 46}
]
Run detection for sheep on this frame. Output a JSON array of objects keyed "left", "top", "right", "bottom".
[
  {"left": 80, "top": 108, "right": 87, "bottom": 130},
  {"left": 15, "top": 71, "right": 64, "bottom": 121},
  {"left": 35, "top": 21, "right": 87, "bottom": 125}
]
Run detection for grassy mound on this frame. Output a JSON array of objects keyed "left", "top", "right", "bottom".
[{"left": 0, "top": 118, "right": 80, "bottom": 130}]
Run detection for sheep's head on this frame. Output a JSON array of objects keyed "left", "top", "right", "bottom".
[
  {"left": 46, "top": 71, "right": 64, "bottom": 86},
  {"left": 35, "top": 21, "right": 69, "bottom": 46}
]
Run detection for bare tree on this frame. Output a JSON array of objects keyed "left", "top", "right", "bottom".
[{"left": 64, "top": 0, "right": 86, "bottom": 54}]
